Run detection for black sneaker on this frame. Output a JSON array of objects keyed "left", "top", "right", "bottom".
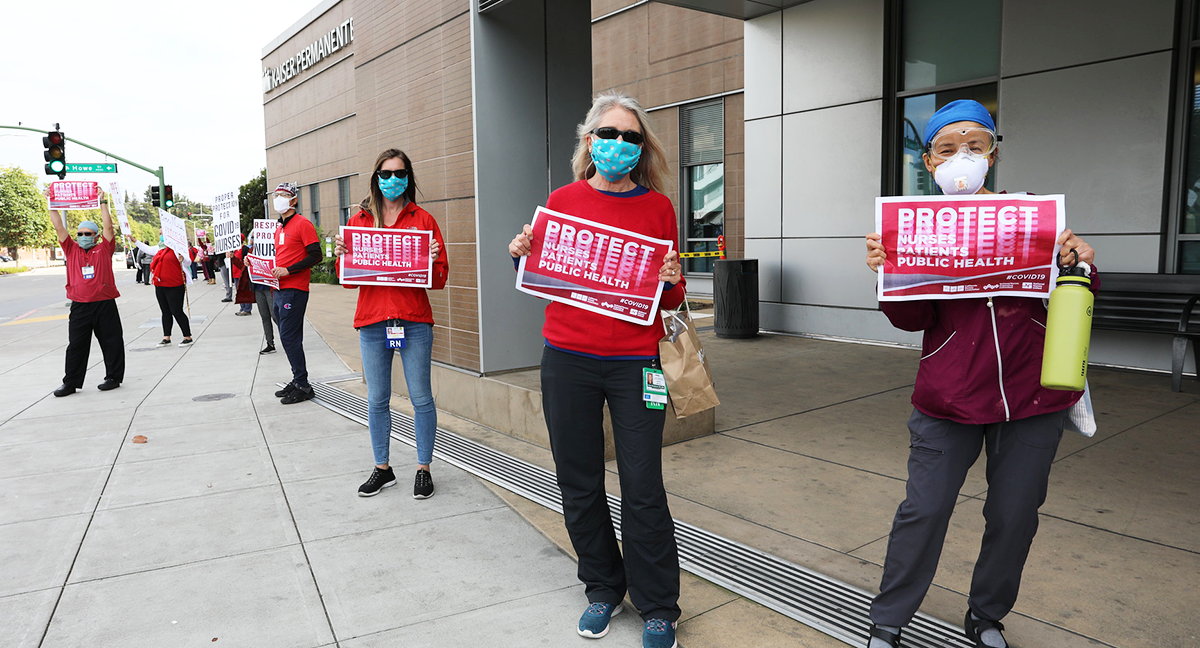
[
  {"left": 220, "top": 298, "right": 233, "bottom": 302},
  {"left": 358, "top": 466, "right": 397, "bottom": 497},
  {"left": 274, "top": 382, "right": 296, "bottom": 398},
  {"left": 260, "top": 343, "right": 276, "bottom": 355},
  {"left": 413, "top": 469, "right": 434, "bottom": 499},
  {"left": 280, "top": 384, "right": 314, "bottom": 405}
]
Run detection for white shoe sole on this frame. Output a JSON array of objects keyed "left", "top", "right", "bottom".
[
  {"left": 413, "top": 489, "right": 434, "bottom": 500},
  {"left": 357, "top": 479, "right": 397, "bottom": 497},
  {"left": 578, "top": 603, "right": 623, "bottom": 639}
]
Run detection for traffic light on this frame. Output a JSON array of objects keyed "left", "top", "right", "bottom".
[
  {"left": 43, "top": 130, "right": 66, "bottom": 178},
  {"left": 164, "top": 185, "right": 174, "bottom": 208},
  {"left": 150, "top": 186, "right": 161, "bottom": 207}
]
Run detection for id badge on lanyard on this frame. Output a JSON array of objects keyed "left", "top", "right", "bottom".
[
  {"left": 385, "top": 323, "right": 406, "bottom": 349},
  {"left": 643, "top": 367, "right": 667, "bottom": 410},
  {"left": 82, "top": 265, "right": 95, "bottom": 280}
]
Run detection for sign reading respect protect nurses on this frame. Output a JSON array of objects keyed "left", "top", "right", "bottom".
[
  {"left": 875, "top": 194, "right": 1066, "bottom": 301},
  {"left": 338, "top": 226, "right": 434, "bottom": 288},
  {"left": 516, "top": 206, "right": 673, "bottom": 326}
]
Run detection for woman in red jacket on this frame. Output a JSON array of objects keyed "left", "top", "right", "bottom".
[
  {"left": 863, "top": 100, "right": 1096, "bottom": 648},
  {"left": 508, "top": 92, "right": 684, "bottom": 648},
  {"left": 334, "top": 149, "right": 447, "bottom": 500},
  {"left": 148, "top": 239, "right": 193, "bottom": 348}
]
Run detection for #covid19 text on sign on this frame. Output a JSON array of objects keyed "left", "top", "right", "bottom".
[
  {"left": 515, "top": 206, "right": 672, "bottom": 326},
  {"left": 875, "top": 194, "right": 1066, "bottom": 301},
  {"left": 338, "top": 226, "right": 434, "bottom": 288}
]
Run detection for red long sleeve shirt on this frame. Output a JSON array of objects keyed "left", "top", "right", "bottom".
[
  {"left": 150, "top": 248, "right": 186, "bottom": 287},
  {"left": 539, "top": 180, "right": 685, "bottom": 357},
  {"left": 336, "top": 202, "right": 449, "bottom": 328}
]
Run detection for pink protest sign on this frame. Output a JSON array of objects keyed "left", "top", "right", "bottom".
[
  {"left": 246, "top": 254, "right": 279, "bottom": 289},
  {"left": 875, "top": 194, "right": 1066, "bottom": 301},
  {"left": 516, "top": 206, "right": 673, "bottom": 326},
  {"left": 338, "top": 226, "right": 434, "bottom": 288},
  {"left": 48, "top": 181, "right": 100, "bottom": 210}
]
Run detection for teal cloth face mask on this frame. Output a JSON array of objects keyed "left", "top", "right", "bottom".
[
  {"left": 591, "top": 138, "right": 642, "bottom": 183},
  {"left": 378, "top": 175, "right": 409, "bottom": 201}
]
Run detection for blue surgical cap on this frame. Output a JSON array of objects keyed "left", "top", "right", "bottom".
[
  {"left": 923, "top": 100, "right": 996, "bottom": 148},
  {"left": 78, "top": 220, "right": 99, "bottom": 234}
]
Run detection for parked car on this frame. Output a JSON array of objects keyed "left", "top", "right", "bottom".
[{"left": 0, "top": 254, "right": 13, "bottom": 263}]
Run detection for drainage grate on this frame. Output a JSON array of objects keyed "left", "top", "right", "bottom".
[
  {"left": 305, "top": 381, "right": 975, "bottom": 648},
  {"left": 193, "top": 393, "right": 236, "bottom": 402}
]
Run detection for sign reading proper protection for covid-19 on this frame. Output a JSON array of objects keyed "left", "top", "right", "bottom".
[
  {"left": 516, "top": 206, "right": 673, "bottom": 326},
  {"left": 875, "top": 194, "right": 1066, "bottom": 302},
  {"left": 211, "top": 190, "right": 241, "bottom": 254}
]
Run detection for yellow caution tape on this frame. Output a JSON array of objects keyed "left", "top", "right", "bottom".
[{"left": 677, "top": 251, "right": 724, "bottom": 258}]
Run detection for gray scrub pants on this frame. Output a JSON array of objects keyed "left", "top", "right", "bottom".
[
  {"left": 254, "top": 289, "right": 276, "bottom": 345},
  {"left": 870, "top": 406, "right": 1068, "bottom": 626},
  {"left": 219, "top": 263, "right": 232, "bottom": 300}
]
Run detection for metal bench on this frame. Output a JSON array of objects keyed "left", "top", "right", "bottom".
[{"left": 1094, "top": 273, "right": 1200, "bottom": 391}]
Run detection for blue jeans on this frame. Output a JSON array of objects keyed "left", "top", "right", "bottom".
[{"left": 358, "top": 320, "right": 436, "bottom": 466}]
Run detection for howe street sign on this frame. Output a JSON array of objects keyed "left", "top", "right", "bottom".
[{"left": 64, "top": 163, "right": 118, "bottom": 173}]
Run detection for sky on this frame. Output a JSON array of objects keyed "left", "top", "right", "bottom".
[{"left": 0, "top": 0, "right": 319, "bottom": 209}]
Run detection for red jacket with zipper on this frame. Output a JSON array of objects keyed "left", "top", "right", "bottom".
[
  {"left": 335, "top": 202, "right": 449, "bottom": 328},
  {"left": 881, "top": 267, "right": 1098, "bottom": 425}
]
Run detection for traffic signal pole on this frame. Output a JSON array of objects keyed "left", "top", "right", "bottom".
[{"left": 0, "top": 124, "right": 167, "bottom": 201}]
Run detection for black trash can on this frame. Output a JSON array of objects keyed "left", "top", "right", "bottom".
[{"left": 713, "top": 258, "right": 759, "bottom": 338}]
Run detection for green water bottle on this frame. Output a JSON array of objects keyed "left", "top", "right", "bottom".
[{"left": 1041, "top": 260, "right": 1093, "bottom": 391}]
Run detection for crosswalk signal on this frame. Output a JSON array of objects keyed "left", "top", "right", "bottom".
[
  {"left": 43, "top": 130, "right": 66, "bottom": 179},
  {"left": 151, "top": 186, "right": 161, "bottom": 207},
  {"left": 164, "top": 185, "right": 174, "bottom": 208}
]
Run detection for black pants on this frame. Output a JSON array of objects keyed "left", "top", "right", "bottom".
[
  {"left": 136, "top": 263, "right": 150, "bottom": 284},
  {"left": 273, "top": 288, "right": 309, "bottom": 387},
  {"left": 64, "top": 299, "right": 125, "bottom": 388},
  {"left": 255, "top": 289, "right": 275, "bottom": 344},
  {"left": 541, "top": 346, "right": 681, "bottom": 622},
  {"left": 870, "top": 407, "right": 1068, "bottom": 627},
  {"left": 155, "top": 285, "right": 190, "bottom": 338}
]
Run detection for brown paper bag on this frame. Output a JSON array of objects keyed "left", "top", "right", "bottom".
[{"left": 659, "top": 305, "right": 719, "bottom": 418}]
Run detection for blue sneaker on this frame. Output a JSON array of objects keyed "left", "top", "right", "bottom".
[
  {"left": 578, "top": 601, "right": 623, "bottom": 638},
  {"left": 642, "top": 618, "right": 677, "bottom": 648}
]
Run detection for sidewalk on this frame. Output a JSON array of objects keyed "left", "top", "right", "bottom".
[{"left": 0, "top": 267, "right": 646, "bottom": 647}]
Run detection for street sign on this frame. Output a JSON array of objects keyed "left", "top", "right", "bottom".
[{"left": 64, "top": 163, "right": 118, "bottom": 173}]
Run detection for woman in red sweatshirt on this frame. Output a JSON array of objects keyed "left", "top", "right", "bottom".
[
  {"left": 148, "top": 239, "right": 193, "bottom": 347},
  {"left": 508, "top": 92, "right": 684, "bottom": 648},
  {"left": 334, "top": 149, "right": 448, "bottom": 500}
]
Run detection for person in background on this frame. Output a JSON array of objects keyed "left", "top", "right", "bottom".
[
  {"left": 270, "top": 182, "right": 322, "bottom": 404},
  {"left": 146, "top": 235, "right": 193, "bottom": 348},
  {"left": 334, "top": 148, "right": 448, "bottom": 500},
  {"left": 508, "top": 92, "right": 684, "bottom": 648},
  {"left": 253, "top": 263, "right": 277, "bottom": 355},
  {"left": 214, "top": 243, "right": 233, "bottom": 302},
  {"left": 862, "top": 99, "right": 1098, "bottom": 648},
  {"left": 188, "top": 244, "right": 199, "bottom": 280},
  {"left": 192, "top": 242, "right": 211, "bottom": 283},
  {"left": 200, "top": 236, "right": 217, "bottom": 285},
  {"left": 135, "top": 243, "right": 154, "bottom": 285},
  {"left": 226, "top": 235, "right": 254, "bottom": 316},
  {"left": 46, "top": 182, "right": 125, "bottom": 396}
]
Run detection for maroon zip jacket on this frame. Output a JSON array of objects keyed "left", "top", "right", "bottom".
[{"left": 882, "top": 268, "right": 1098, "bottom": 425}]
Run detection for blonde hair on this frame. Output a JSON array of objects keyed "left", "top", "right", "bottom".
[
  {"left": 570, "top": 92, "right": 669, "bottom": 194},
  {"left": 365, "top": 148, "right": 417, "bottom": 228}
]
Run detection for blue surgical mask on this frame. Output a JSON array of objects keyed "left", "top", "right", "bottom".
[
  {"left": 590, "top": 137, "right": 642, "bottom": 183},
  {"left": 77, "top": 234, "right": 96, "bottom": 249},
  {"left": 378, "top": 174, "right": 409, "bottom": 201}
]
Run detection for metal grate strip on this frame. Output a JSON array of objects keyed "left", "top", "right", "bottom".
[{"left": 305, "top": 381, "right": 975, "bottom": 648}]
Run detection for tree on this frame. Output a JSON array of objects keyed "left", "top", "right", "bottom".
[
  {"left": 238, "top": 168, "right": 266, "bottom": 235},
  {"left": 0, "top": 167, "right": 56, "bottom": 261}
]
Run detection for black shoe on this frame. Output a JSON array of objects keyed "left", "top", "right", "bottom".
[
  {"left": 868, "top": 624, "right": 901, "bottom": 648},
  {"left": 413, "top": 469, "right": 434, "bottom": 499},
  {"left": 221, "top": 298, "right": 232, "bottom": 302},
  {"left": 274, "top": 382, "right": 296, "bottom": 398},
  {"left": 358, "top": 466, "right": 397, "bottom": 497},
  {"left": 97, "top": 379, "right": 120, "bottom": 391},
  {"left": 260, "top": 343, "right": 276, "bottom": 355},
  {"left": 53, "top": 384, "right": 76, "bottom": 397},
  {"left": 280, "top": 384, "right": 314, "bottom": 405},
  {"left": 964, "top": 611, "right": 1005, "bottom": 648}
]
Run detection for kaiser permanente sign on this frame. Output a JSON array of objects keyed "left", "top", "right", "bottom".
[{"left": 262, "top": 18, "right": 354, "bottom": 93}]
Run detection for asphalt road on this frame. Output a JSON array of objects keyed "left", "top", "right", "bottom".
[{"left": 0, "top": 261, "right": 139, "bottom": 322}]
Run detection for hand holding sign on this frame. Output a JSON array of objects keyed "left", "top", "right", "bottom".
[
  {"left": 509, "top": 224, "right": 534, "bottom": 258},
  {"left": 658, "top": 250, "right": 681, "bottom": 285}
]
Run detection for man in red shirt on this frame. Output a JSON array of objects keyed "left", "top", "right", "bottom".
[
  {"left": 47, "top": 182, "right": 125, "bottom": 396},
  {"left": 270, "top": 182, "right": 322, "bottom": 404}
]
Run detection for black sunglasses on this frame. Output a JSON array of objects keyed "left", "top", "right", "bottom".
[
  {"left": 592, "top": 127, "right": 644, "bottom": 146},
  {"left": 76, "top": 232, "right": 94, "bottom": 237},
  {"left": 376, "top": 169, "right": 409, "bottom": 180}
]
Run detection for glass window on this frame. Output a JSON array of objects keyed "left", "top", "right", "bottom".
[
  {"left": 680, "top": 101, "right": 725, "bottom": 275},
  {"left": 309, "top": 184, "right": 320, "bottom": 230},
  {"left": 901, "top": 0, "right": 1001, "bottom": 91},
  {"left": 1183, "top": 59, "right": 1200, "bottom": 237},
  {"left": 338, "top": 178, "right": 350, "bottom": 226},
  {"left": 900, "top": 85, "right": 998, "bottom": 196}
]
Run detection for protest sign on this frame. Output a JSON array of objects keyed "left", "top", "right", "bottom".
[
  {"left": 211, "top": 190, "right": 241, "bottom": 254},
  {"left": 875, "top": 194, "right": 1066, "bottom": 301},
  {"left": 48, "top": 181, "right": 100, "bottom": 210},
  {"left": 159, "top": 209, "right": 193, "bottom": 285},
  {"left": 107, "top": 181, "right": 132, "bottom": 236},
  {"left": 516, "top": 206, "right": 673, "bottom": 326},
  {"left": 245, "top": 254, "right": 279, "bottom": 289},
  {"left": 338, "top": 226, "right": 434, "bottom": 288},
  {"left": 251, "top": 219, "right": 277, "bottom": 258}
]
